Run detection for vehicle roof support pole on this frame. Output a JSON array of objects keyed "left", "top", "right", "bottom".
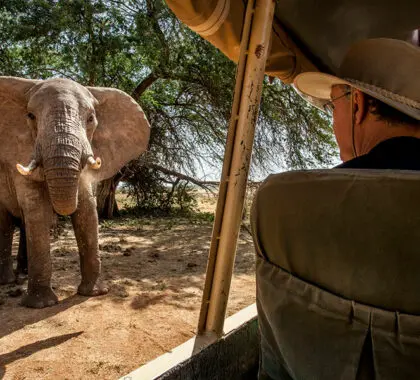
[{"left": 197, "top": 0, "right": 275, "bottom": 338}]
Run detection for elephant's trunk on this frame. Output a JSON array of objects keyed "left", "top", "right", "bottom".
[
  {"left": 42, "top": 118, "right": 87, "bottom": 216},
  {"left": 45, "top": 168, "right": 80, "bottom": 216}
]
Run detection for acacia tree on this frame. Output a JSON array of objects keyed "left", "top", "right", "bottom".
[{"left": 0, "top": 0, "right": 337, "bottom": 217}]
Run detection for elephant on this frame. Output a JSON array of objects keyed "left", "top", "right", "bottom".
[{"left": 0, "top": 76, "right": 150, "bottom": 308}]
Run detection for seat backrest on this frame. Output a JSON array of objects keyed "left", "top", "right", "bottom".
[{"left": 252, "top": 169, "right": 420, "bottom": 314}]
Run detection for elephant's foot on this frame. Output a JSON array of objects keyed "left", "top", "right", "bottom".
[
  {"left": 21, "top": 287, "right": 58, "bottom": 308},
  {"left": 77, "top": 281, "right": 108, "bottom": 297},
  {"left": 0, "top": 264, "right": 15, "bottom": 285}
]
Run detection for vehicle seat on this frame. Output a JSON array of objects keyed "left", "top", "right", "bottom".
[{"left": 251, "top": 169, "right": 420, "bottom": 380}]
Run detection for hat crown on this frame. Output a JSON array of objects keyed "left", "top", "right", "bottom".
[
  {"left": 339, "top": 39, "right": 420, "bottom": 106},
  {"left": 293, "top": 38, "right": 420, "bottom": 120}
]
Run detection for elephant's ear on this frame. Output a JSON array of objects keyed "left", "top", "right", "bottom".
[
  {"left": 0, "top": 77, "right": 39, "bottom": 166},
  {"left": 87, "top": 87, "right": 151, "bottom": 182}
]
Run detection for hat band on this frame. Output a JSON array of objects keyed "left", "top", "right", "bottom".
[{"left": 345, "top": 78, "right": 420, "bottom": 110}]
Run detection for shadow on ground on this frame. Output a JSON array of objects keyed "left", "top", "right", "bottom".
[
  {"left": 0, "top": 294, "right": 87, "bottom": 340},
  {"left": 0, "top": 332, "right": 83, "bottom": 379}
]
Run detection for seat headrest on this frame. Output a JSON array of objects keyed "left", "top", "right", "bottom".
[{"left": 252, "top": 169, "right": 420, "bottom": 314}]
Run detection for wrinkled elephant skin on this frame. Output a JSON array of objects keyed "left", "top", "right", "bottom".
[{"left": 0, "top": 77, "right": 150, "bottom": 308}]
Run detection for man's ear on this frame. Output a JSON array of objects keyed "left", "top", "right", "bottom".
[{"left": 353, "top": 89, "right": 369, "bottom": 126}]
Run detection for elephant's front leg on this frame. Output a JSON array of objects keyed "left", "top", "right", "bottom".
[
  {"left": 18, "top": 184, "right": 58, "bottom": 308},
  {"left": 72, "top": 182, "right": 108, "bottom": 296},
  {"left": 0, "top": 207, "right": 15, "bottom": 284}
]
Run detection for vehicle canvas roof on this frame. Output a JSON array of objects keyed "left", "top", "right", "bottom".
[{"left": 166, "top": 0, "right": 420, "bottom": 82}]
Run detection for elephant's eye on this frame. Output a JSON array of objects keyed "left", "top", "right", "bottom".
[
  {"left": 27, "top": 112, "right": 36, "bottom": 120},
  {"left": 87, "top": 115, "right": 94, "bottom": 123}
]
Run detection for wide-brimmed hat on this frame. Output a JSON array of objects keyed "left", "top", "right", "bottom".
[{"left": 294, "top": 38, "right": 420, "bottom": 121}]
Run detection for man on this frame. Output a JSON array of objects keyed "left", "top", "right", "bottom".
[
  {"left": 293, "top": 38, "right": 420, "bottom": 169},
  {"left": 254, "top": 38, "right": 420, "bottom": 380}
]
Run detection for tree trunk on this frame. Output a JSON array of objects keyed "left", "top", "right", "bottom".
[{"left": 96, "top": 177, "right": 120, "bottom": 219}]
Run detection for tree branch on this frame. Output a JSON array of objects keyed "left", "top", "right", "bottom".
[
  {"left": 108, "top": 0, "right": 138, "bottom": 14},
  {"left": 144, "top": 163, "right": 217, "bottom": 193},
  {"left": 131, "top": 72, "right": 159, "bottom": 101}
]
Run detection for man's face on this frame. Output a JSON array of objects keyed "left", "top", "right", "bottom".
[{"left": 330, "top": 85, "right": 353, "bottom": 161}]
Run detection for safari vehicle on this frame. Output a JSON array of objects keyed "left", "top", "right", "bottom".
[{"left": 123, "top": 1, "right": 420, "bottom": 379}]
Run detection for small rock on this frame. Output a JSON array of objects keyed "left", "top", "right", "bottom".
[
  {"left": 52, "top": 248, "right": 67, "bottom": 256},
  {"left": 187, "top": 262, "right": 198, "bottom": 268},
  {"left": 123, "top": 247, "right": 135, "bottom": 257},
  {"left": 100, "top": 243, "right": 121, "bottom": 252},
  {"left": 149, "top": 251, "right": 160, "bottom": 259}
]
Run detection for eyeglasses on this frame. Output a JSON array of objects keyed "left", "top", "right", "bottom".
[{"left": 323, "top": 91, "right": 351, "bottom": 115}]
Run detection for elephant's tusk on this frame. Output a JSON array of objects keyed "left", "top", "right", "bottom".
[
  {"left": 87, "top": 156, "right": 101, "bottom": 170},
  {"left": 16, "top": 160, "right": 38, "bottom": 176}
]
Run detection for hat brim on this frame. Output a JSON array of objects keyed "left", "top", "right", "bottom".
[
  {"left": 294, "top": 72, "right": 420, "bottom": 121},
  {"left": 294, "top": 72, "right": 349, "bottom": 101}
]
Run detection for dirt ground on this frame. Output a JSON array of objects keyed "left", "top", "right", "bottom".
[{"left": 0, "top": 193, "right": 256, "bottom": 380}]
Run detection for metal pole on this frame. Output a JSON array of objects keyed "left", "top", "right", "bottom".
[{"left": 197, "top": 0, "right": 275, "bottom": 337}]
